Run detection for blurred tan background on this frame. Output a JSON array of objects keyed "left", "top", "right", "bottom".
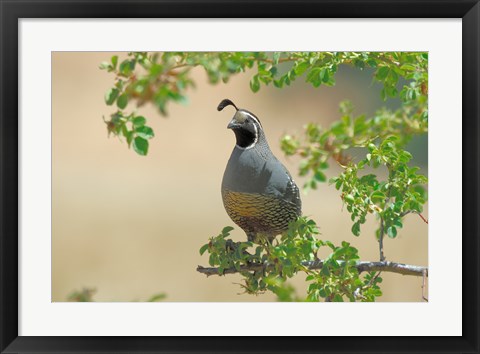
[{"left": 52, "top": 52, "right": 428, "bottom": 302}]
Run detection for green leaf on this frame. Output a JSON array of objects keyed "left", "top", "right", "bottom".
[
  {"left": 306, "top": 68, "right": 322, "bottom": 87},
  {"left": 199, "top": 244, "right": 209, "bottom": 255},
  {"left": 126, "top": 130, "right": 134, "bottom": 147},
  {"left": 408, "top": 89, "right": 417, "bottom": 100},
  {"left": 250, "top": 75, "right": 260, "bottom": 93},
  {"left": 387, "top": 69, "right": 399, "bottom": 85},
  {"left": 386, "top": 86, "right": 398, "bottom": 97},
  {"left": 104, "top": 88, "right": 119, "bottom": 105},
  {"left": 380, "top": 88, "right": 387, "bottom": 101},
  {"left": 333, "top": 294, "right": 344, "bottom": 302},
  {"left": 119, "top": 59, "right": 135, "bottom": 76},
  {"left": 272, "top": 52, "right": 281, "bottom": 65},
  {"left": 367, "top": 59, "right": 377, "bottom": 67},
  {"left": 273, "top": 78, "right": 284, "bottom": 88},
  {"left": 222, "top": 226, "right": 234, "bottom": 235},
  {"left": 399, "top": 151, "right": 413, "bottom": 163},
  {"left": 320, "top": 69, "right": 329, "bottom": 83},
  {"left": 294, "top": 61, "right": 310, "bottom": 75},
  {"left": 325, "top": 241, "right": 336, "bottom": 250},
  {"left": 387, "top": 226, "right": 397, "bottom": 238},
  {"left": 117, "top": 94, "right": 128, "bottom": 109},
  {"left": 351, "top": 221, "right": 361, "bottom": 236},
  {"left": 354, "top": 59, "right": 365, "bottom": 70},
  {"left": 111, "top": 55, "right": 118, "bottom": 70},
  {"left": 335, "top": 178, "right": 342, "bottom": 190},
  {"left": 314, "top": 170, "right": 327, "bottom": 182},
  {"left": 133, "top": 136, "right": 149, "bottom": 156},
  {"left": 135, "top": 125, "right": 154, "bottom": 139},
  {"left": 99, "top": 61, "right": 110, "bottom": 70},
  {"left": 208, "top": 254, "right": 216, "bottom": 266},
  {"left": 320, "top": 266, "right": 330, "bottom": 277},
  {"left": 393, "top": 219, "right": 403, "bottom": 228},
  {"left": 133, "top": 116, "right": 146, "bottom": 128},
  {"left": 400, "top": 63, "right": 416, "bottom": 71},
  {"left": 147, "top": 293, "right": 167, "bottom": 302},
  {"left": 329, "top": 177, "right": 338, "bottom": 184},
  {"left": 376, "top": 67, "right": 390, "bottom": 81},
  {"left": 370, "top": 191, "right": 386, "bottom": 203}
]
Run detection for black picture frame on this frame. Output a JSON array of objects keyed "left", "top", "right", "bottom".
[{"left": 1, "top": 1, "right": 478, "bottom": 353}]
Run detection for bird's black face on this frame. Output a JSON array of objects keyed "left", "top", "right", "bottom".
[
  {"left": 217, "top": 99, "right": 263, "bottom": 149},
  {"left": 228, "top": 111, "right": 260, "bottom": 149}
]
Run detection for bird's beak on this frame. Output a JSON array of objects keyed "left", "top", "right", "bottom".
[{"left": 227, "top": 118, "right": 240, "bottom": 130}]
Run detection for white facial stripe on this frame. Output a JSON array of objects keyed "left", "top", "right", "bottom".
[
  {"left": 243, "top": 112, "right": 262, "bottom": 128},
  {"left": 249, "top": 123, "right": 259, "bottom": 148}
]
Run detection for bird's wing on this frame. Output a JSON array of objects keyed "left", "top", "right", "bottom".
[
  {"left": 284, "top": 171, "right": 302, "bottom": 213},
  {"left": 264, "top": 158, "right": 302, "bottom": 213}
]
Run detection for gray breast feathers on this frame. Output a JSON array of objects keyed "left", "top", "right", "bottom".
[{"left": 222, "top": 146, "right": 301, "bottom": 211}]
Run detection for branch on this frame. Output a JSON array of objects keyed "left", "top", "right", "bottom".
[
  {"left": 197, "top": 260, "right": 427, "bottom": 277},
  {"left": 421, "top": 269, "right": 428, "bottom": 302},
  {"left": 355, "top": 261, "right": 427, "bottom": 276},
  {"left": 379, "top": 217, "right": 386, "bottom": 262},
  {"left": 401, "top": 210, "right": 429, "bottom": 224}
]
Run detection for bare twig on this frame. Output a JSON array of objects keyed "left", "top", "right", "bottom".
[
  {"left": 421, "top": 269, "right": 428, "bottom": 302},
  {"left": 416, "top": 212, "right": 429, "bottom": 224},
  {"left": 197, "top": 260, "right": 427, "bottom": 278},
  {"left": 379, "top": 217, "right": 386, "bottom": 262},
  {"left": 401, "top": 210, "right": 429, "bottom": 224}
]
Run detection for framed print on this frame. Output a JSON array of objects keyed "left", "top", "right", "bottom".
[{"left": 1, "top": 1, "right": 479, "bottom": 353}]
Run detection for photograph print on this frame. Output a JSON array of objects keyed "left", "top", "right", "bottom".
[{"left": 52, "top": 51, "right": 428, "bottom": 302}]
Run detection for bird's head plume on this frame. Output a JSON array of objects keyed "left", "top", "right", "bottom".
[
  {"left": 217, "top": 99, "right": 238, "bottom": 112},
  {"left": 217, "top": 99, "right": 264, "bottom": 149}
]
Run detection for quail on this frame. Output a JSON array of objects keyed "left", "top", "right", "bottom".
[{"left": 218, "top": 99, "right": 302, "bottom": 243}]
